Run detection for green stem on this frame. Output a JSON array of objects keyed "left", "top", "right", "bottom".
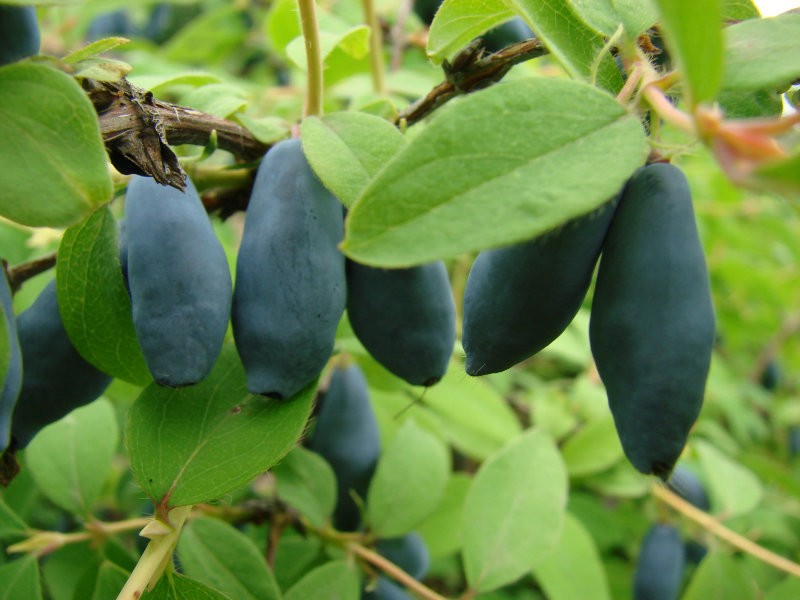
[
  {"left": 362, "top": 0, "right": 386, "bottom": 95},
  {"left": 297, "top": 0, "right": 324, "bottom": 117},
  {"left": 116, "top": 506, "right": 192, "bottom": 600}
]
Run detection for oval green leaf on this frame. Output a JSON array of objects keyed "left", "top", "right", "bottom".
[
  {"left": 57, "top": 207, "right": 151, "bottom": 385},
  {"left": 177, "top": 517, "right": 282, "bottom": 600},
  {"left": 531, "top": 513, "right": 612, "bottom": 600},
  {"left": 0, "top": 555, "right": 42, "bottom": 600},
  {"left": 561, "top": 415, "right": 625, "bottom": 477},
  {"left": 301, "top": 112, "right": 406, "bottom": 209},
  {"left": 24, "top": 398, "right": 118, "bottom": 516},
  {"left": 143, "top": 573, "right": 231, "bottom": 600},
  {"left": 366, "top": 420, "right": 450, "bottom": 538},
  {"left": 343, "top": 78, "right": 647, "bottom": 267},
  {"left": 696, "top": 440, "right": 763, "bottom": 516},
  {"left": 427, "top": 0, "right": 513, "bottom": 64},
  {"left": 0, "top": 63, "right": 111, "bottom": 227},
  {"left": 463, "top": 429, "right": 568, "bottom": 593},
  {"left": 273, "top": 446, "right": 337, "bottom": 529},
  {"left": 284, "top": 561, "right": 359, "bottom": 600},
  {"left": 127, "top": 346, "right": 314, "bottom": 507}
]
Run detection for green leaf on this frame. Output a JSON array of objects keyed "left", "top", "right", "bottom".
[
  {"left": 0, "top": 63, "right": 112, "bottom": 227},
  {"left": 463, "top": 429, "right": 568, "bottom": 593},
  {"left": 301, "top": 112, "right": 407, "bottom": 209},
  {"left": 422, "top": 370, "right": 522, "bottom": 461},
  {"left": 63, "top": 37, "right": 130, "bottom": 64},
  {"left": 273, "top": 536, "right": 325, "bottom": 591},
  {"left": 766, "top": 576, "right": 800, "bottom": 600},
  {"left": 284, "top": 561, "right": 359, "bottom": 600},
  {"left": 182, "top": 84, "right": 247, "bottom": 119},
  {"left": 273, "top": 446, "right": 337, "bottom": 529},
  {"left": 24, "top": 398, "right": 118, "bottom": 516},
  {"left": 561, "top": 415, "right": 625, "bottom": 477},
  {"left": 143, "top": 573, "right": 232, "bottom": 600},
  {"left": 57, "top": 207, "right": 150, "bottom": 385},
  {"left": 508, "top": 0, "right": 622, "bottom": 90},
  {"left": 682, "top": 552, "right": 757, "bottom": 600},
  {"left": 343, "top": 78, "right": 647, "bottom": 267},
  {"left": 0, "top": 556, "right": 41, "bottom": 600},
  {"left": 696, "top": 440, "right": 763, "bottom": 516},
  {"left": 416, "top": 473, "right": 472, "bottom": 558},
  {"left": 286, "top": 26, "right": 370, "bottom": 70},
  {"left": 531, "top": 513, "right": 612, "bottom": 600},
  {"left": 366, "top": 420, "right": 450, "bottom": 537},
  {"left": 427, "top": 0, "right": 513, "bottom": 64},
  {"left": 71, "top": 57, "right": 132, "bottom": 82},
  {"left": 567, "top": 0, "right": 621, "bottom": 35},
  {"left": 177, "top": 517, "right": 282, "bottom": 600},
  {"left": 127, "top": 346, "right": 314, "bottom": 507},
  {"left": 611, "top": 0, "right": 659, "bottom": 36},
  {"left": 653, "top": 0, "right": 723, "bottom": 105},
  {"left": 722, "top": 14, "right": 800, "bottom": 91},
  {"left": 235, "top": 115, "right": 291, "bottom": 145},
  {"left": 0, "top": 498, "right": 27, "bottom": 540},
  {"left": 91, "top": 562, "right": 129, "bottom": 600},
  {"left": 41, "top": 541, "right": 100, "bottom": 600},
  {"left": 753, "top": 153, "right": 800, "bottom": 195},
  {"left": 721, "top": 0, "right": 761, "bottom": 20}
]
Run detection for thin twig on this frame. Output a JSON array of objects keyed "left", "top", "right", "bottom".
[
  {"left": 6, "top": 253, "right": 57, "bottom": 293},
  {"left": 652, "top": 484, "right": 800, "bottom": 578},
  {"left": 349, "top": 542, "right": 450, "bottom": 600}
]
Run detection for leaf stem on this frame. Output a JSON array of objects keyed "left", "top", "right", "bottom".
[
  {"left": 297, "top": 0, "right": 324, "bottom": 118},
  {"left": 652, "top": 484, "right": 800, "bottom": 577},
  {"left": 362, "top": 0, "right": 387, "bottom": 95},
  {"left": 116, "top": 505, "right": 193, "bottom": 600},
  {"left": 349, "top": 542, "right": 450, "bottom": 600}
]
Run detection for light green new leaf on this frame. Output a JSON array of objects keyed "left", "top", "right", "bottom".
[
  {"left": 416, "top": 473, "right": 473, "bottom": 558},
  {"left": 91, "top": 562, "right": 129, "bottom": 600},
  {"left": 143, "top": 573, "right": 231, "bottom": 600},
  {"left": 343, "top": 78, "right": 647, "bottom": 267},
  {"left": 57, "top": 207, "right": 151, "bottom": 385},
  {"left": 508, "top": 0, "right": 622, "bottom": 90},
  {"left": 301, "top": 112, "right": 406, "bottom": 208},
  {"left": 284, "top": 561, "right": 359, "bottom": 600},
  {"left": 63, "top": 37, "right": 130, "bottom": 64},
  {"left": 561, "top": 415, "right": 625, "bottom": 477},
  {"left": 611, "top": 0, "right": 659, "bottom": 36},
  {"left": 25, "top": 398, "right": 118, "bottom": 516},
  {"left": 273, "top": 446, "right": 337, "bottom": 529},
  {"left": 286, "top": 27, "right": 370, "bottom": 71},
  {"left": 682, "top": 552, "right": 756, "bottom": 600},
  {"left": 127, "top": 346, "right": 314, "bottom": 507},
  {"left": 722, "top": 14, "right": 800, "bottom": 91},
  {"left": 427, "top": 0, "right": 513, "bottom": 64},
  {"left": 0, "top": 556, "right": 41, "bottom": 600},
  {"left": 178, "top": 517, "right": 282, "bottom": 600},
  {"left": 722, "top": 0, "right": 761, "bottom": 20},
  {"left": 568, "top": 0, "right": 620, "bottom": 35},
  {"left": 654, "top": 0, "right": 723, "bottom": 105},
  {"left": 531, "top": 513, "right": 612, "bottom": 600},
  {"left": 463, "top": 429, "right": 568, "bottom": 593},
  {"left": 696, "top": 440, "right": 763, "bottom": 516},
  {"left": 367, "top": 420, "right": 450, "bottom": 537},
  {"left": 0, "top": 63, "right": 112, "bottom": 227}
]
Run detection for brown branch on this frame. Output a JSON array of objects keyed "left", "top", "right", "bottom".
[
  {"left": 396, "top": 38, "right": 548, "bottom": 126},
  {"left": 6, "top": 253, "right": 57, "bottom": 294}
]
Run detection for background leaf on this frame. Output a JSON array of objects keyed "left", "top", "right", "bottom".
[
  {"left": 143, "top": 573, "right": 232, "bottom": 600},
  {"left": 696, "top": 440, "right": 764, "bottom": 516},
  {"left": 0, "top": 63, "right": 111, "bottom": 227},
  {"left": 463, "top": 429, "right": 568, "bottom": 593},
  {"left": 273, "top": 446, "right": 337, "bottom": 529},
  {"left": 682, "top": 552, "right": 756, "bottom": 600},
  {"left": 367, "top": 420, "right": 450, "bottom": 537},
  {"left": 177, "top": 517, "right": 282, "bottom": 600},
  {"left": 531, "top": 513, "right": 612, "bottom": 600},
  {"left": 0, "top": 556, "right": 42, "bottom": 600},
  {"left": 57, "top": 207, "right": 151, "bottom": 385},
  {"left": 301, "top": 112, "right": 406, "bottom": 208},
  {"left": 127, "top": 346, "right": 314, "bottom": 507},
  {"left": 416, "top": 473, "right": 472, "bottom": 558},
  {"left": 561, "top": 415, "right": 625, "bottom": 477},
  {"left": 343, "top": 78, "right": 647, "bottom": 267},
  {"left": 91, "top": 562, "right": 129, "bottom": 600},
  {"left": 722, "top": 13, "right": 800, "bottom": 91},
  {"left": 653, "top": 0, "right": 724, "bottom": 105},
  {"left": 284, "top": 561, "right": 359, "bottom": 600},
  {"left": 24, "top": 398, "right": 118, "bottom": 516}
]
